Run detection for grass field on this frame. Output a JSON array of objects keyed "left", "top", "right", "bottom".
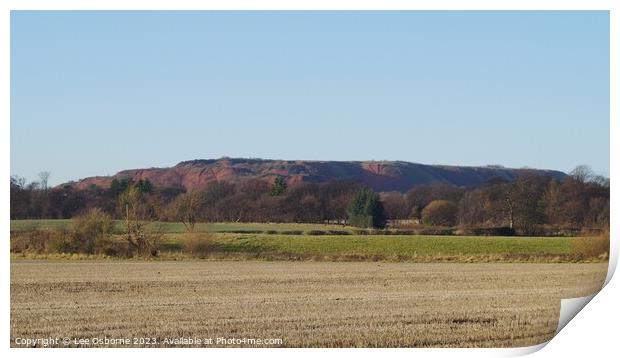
[
  {"left": 10, "top": 219, "right": 355, "bottom": 234},
  {"left": 10, "top": 260, "right": 607, "bottom": 347},
  {"left": 159, "top": 233, "right": 583, "bottom": 262},
  {"left": 11, "top": 220, "right": 604, "bottom": 263}
]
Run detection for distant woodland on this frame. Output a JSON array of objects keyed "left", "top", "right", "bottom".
[{"left": 10, "top": 165, "right": 609, "bottom": 236}]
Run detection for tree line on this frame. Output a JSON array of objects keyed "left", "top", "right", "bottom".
[{"left": 10, "top": 165, "right": 609, "bottom": 235}]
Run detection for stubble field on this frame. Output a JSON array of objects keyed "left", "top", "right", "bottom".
[{"left": 10, "top": 260, "right": 607, "bottom": 348}]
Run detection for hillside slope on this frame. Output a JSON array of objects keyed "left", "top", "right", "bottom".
[{"left": 63, "top": 158, "right": 566, "bottom": 193}]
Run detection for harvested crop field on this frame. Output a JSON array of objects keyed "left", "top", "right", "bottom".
[{"left": 11, "top": 260, "right": 607, "bottom": 348}]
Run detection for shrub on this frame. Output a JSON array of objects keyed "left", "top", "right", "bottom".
[
  {"left": 71, "top": 208, "right": 113, "bottom": 254},
  {"left": 422, "top": 200, "right": 458, "bottom": 226},
  {"left": 574, "top": 235, "right": 609, "bottom": 259},
  {"left": 281, "top": 230, "right": 304, "bottom": 235},
  {"left": 368, "top": 229, "right": 387, "bottom": 235},
  {"left": 327, "top": 230, "right": 351, "bottom": 235},
  {"left": 225, "top": 230, "right": 264, "bottom": 234},
  {"left": 305, "top": 230, "right": 328, "bottom": 235},
  {"left": 184, "top": 234, "right": 215, "bottom": 259},
  {"left": 414, "top": 227, "right": 455, "bottom": 235},
  {"left": 10, "top": 228, "right": 72, "bottom": 254},
  {"left": 457, "top": 227, "right": 515, "bottom": 236},
  {"left": 95, "top": 239, "right": 130, "bottom": 257}
]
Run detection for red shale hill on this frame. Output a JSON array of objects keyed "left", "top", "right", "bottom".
[{"left": 62, "top": 158, "right": 567, "bottom": 193}]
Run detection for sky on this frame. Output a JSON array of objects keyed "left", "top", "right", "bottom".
[{"left": 11, "top": 11, "right": 610, "bottom": 186}]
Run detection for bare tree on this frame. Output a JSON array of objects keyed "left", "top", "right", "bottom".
[
  {"left": 38, "top": 171, "right": 50, "bottom": 190},
  {"left": 380, "top": 192, "right": 409, "bottom": 220},
  {"left": 570, "top": 165, "right": 594, "bottom": 184},
  {"left": 11, "top": 175, "right": 27, "bottom": 188},
  {"left": 168, "top": 191, "right": 206, "bottom": 232},
  {"left": 117, "top": 185, "right": 158, "bottom": 256}
]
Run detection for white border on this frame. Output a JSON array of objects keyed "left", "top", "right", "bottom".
[
  {"left": 1, "top": 1, "right": 617, "bottom": 11},
  {"left": 2, "top": 1, "right": 616, "bottom": 357}
]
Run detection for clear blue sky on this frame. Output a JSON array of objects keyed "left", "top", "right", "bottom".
[{"left": 11, "top": 11, "right": 610, "bottom": 185}]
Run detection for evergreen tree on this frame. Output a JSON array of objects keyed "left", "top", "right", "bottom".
[
  {"left": 270, "top": 176, "right": 287, "bottom": 196},
  {"left": 346, "top": 188, "right": 386, "bottom": 228},
  {"left": 136, "top": 179, "right": 153, "bottom": 194},
  {"left": 109, "top": 178, "right": 132, "bottom": 197}
]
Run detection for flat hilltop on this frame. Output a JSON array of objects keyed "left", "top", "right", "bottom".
[{"left": 62, "top": 158, "right": 566, "bottom": 192}]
